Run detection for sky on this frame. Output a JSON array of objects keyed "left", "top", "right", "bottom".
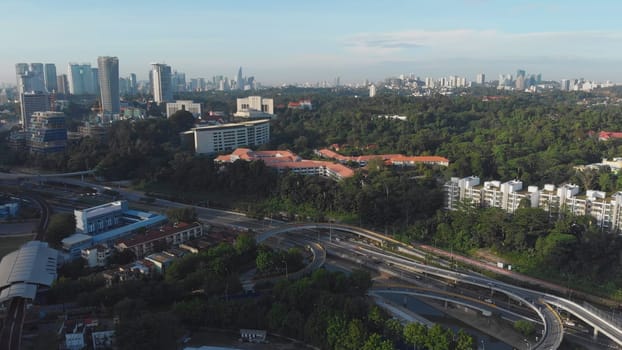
[{"left": 2, "top": 0, "right": 622, "bottom": 85}]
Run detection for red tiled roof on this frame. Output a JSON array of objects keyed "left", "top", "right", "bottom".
[
  {"left": 317, "top": 149, "right": 449, "bottom": 166},
  {"left": 598, "top": 131, "right": 622, "bottom": 140},
  {"left": 115, "top": 222, "right": 198, "bottom": 248}
]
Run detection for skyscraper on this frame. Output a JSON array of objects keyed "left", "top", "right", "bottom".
[
  {"left": 57, "top": 74, "right": 69, "bottom": 95},
  {"left": 68, "top": 63, "right": 95, "bottom": 95},
  {"left": 44, "top": 64, "right": 57, "bottom": 93},
  {"left": 236, "top": 67, "right": 244, "bottom": 90},
  {"left": 29, "top": 63, "right": 45, "bottom": 92},
  {"left": 151, "top": 63, "right": 172, "bottom": 103},
  {"left": 97, "top": 56, "right": 120, "bottom": 115},
  {"left": 16, "top": 63, "right": 49, "bottom": 129},
  {"left": 20, "top": 92, "right": 49, "bottom": 129},
  {"left": 476, "top": 73, "right": 486, "bottom": 85}
]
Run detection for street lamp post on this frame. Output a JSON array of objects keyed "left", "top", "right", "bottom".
[
  {"left": 523, "top": 339, "right": 531, "bottom": 350},
  {"left": 480, "top": 339, "right": 485, "bottom": 350}
]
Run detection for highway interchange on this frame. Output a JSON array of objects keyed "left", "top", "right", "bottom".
[{"left": 2, "top": 172, "right": 622, "bottom": 350}]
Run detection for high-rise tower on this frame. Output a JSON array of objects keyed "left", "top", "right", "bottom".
[
  {"left": 44, "top": 64, "right": 57, "bottom": 93},
  {"left": 151, "top": 63, "right": 172, "bottom": 103},
  {"left": 97, "top": 56, "right": 120, "bottom": 115},
  {"left": 236, "top": 67, "right": 244, "bottom": 90}
]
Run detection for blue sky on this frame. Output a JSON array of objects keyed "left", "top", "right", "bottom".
[{"left": 2, "top": 0, "right": 622, "bottom": 85}]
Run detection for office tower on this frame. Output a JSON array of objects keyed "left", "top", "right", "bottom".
[
  {"left": 151, "top": 63, "right": 172, "bottom": 103},
  {"left": 57, "top": 74, "right": 69, "bottom": 95},
  {"left": 369, "top": 84, "right": 376, "bottom": 97},
  {"left": 68, "top": 63, "right": 94, "bottom": 95},
  {"left": 97, "top": 56, "right": 120, "bottom": 115},
  {"left": 236, "top": 67, "right": 244, "bottom": 90},
  {"left": 91, "top": 67, "right": 100, "bottom": 95},
  {"left": 476, "top": 73, "right": 486, "bottom": 85},
  {"left": 16, "top": 63, "right": 46, "bottom": 94},
  {"left": 20, "top": 91, "right": 49, "bottom": 129},
  {"left": 516, "top": 69, "right": 526, "bottom": 79},
  {"left": 44, "top": 64, "right": 57, "bottom": 92},
  {"left": 28, "top": 111, "right": 67, "bottom": 153},
  {"left": 560, "top": 79, "right": 570, "bottom": 91},
  {"left": 129, "top": 73, "right": 137, "bottom": 94},
  {"left": 29, "top": 63, "right": 45, "bottom": 92},
  {"left": 172, "top": 71, "right": 186, "bottom": 92},
  {"left": 515, "top": 75, "right": 526, "bottom": 90}
]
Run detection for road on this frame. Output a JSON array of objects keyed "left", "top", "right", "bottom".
[{"left": 0, "top": 297, "right": 25, "bottom": 350}]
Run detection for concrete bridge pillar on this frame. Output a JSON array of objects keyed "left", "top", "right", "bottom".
[{"left": 593, "top": 327, "right": 600, "bottom": 339}]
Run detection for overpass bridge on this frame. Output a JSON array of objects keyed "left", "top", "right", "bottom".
[{"left": 259, "top": 222, "right": 622, "bottom": 349}]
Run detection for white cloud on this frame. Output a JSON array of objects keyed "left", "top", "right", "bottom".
[{"left": 342, "top": 29, "right": 622, "bottom": 61}]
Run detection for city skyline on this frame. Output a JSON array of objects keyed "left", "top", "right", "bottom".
[{"left": 2, "top": 0, "right": 622, "bottom": 85}]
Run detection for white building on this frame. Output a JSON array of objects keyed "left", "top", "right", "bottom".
[
  {"left": 166, "top": 100, "right": 201, "bottom": 118},
  {"left": 234, "top": 96, "right": 274, "bottom": 119},
  {"left": 186, "top": 119, "right": 270, "bottom": 154},
  {"left": 369, "top": 84, "right": 376, "bottom": 97},
  {"left": 151, "top": 63, "right": 172, "bottom": 103},
  {"left": 81, "top": 245, "right": 111, "bottom": 267},
  {"left": 445, "top": 176, "right": 622, "bottom": 232}
]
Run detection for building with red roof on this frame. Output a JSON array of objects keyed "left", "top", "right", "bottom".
[
  {"left": 114, "top": 222, "right": 203, "bottom": 258},
  {"left": 216, "top": 148, "right": 354, "bottom": 180},
  {"left": 598, "top": 131, "right": 622, "bottom": 141},
  {"left": 315, "top": 149, "right": 449, "bottom": 167}
]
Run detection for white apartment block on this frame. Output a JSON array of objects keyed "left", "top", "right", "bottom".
[
  {"left": 166, "top": 100, "right": 202, "bottom": 118},
  {"left": 235, "top": 96, "right": 274, "bottom": 118},
  {"left": 186, "top": 119, "right": 270, "bottom": 154},
  {"left": 445, "top": 176, "right": 622, "bottom": 232}
]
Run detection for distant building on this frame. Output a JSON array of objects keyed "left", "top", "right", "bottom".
[
  {"left": 234, "top": 96, "right": 274, "bottom": 119},
  {"left": 166, "top": 100, "right": 201, "bottom": 118},
  {"left": 97, "top": 56, "right": 120, "bottom": 116},
  {"left": 151, "top": 63, "right": 172, "bottom": 103},
  {"left": 185, "top": 119, "right": 270, "bottom": 154},
  {"left": 68, "top": 63, "right": 96, "bottom": 95},
  {"left": 56, "top": 74, "right": 69, "bottom": 95},
  {"left": 236, "top": 67, "right": 244, "bottom": 90},
  {"left": 28, "top": 111, "right": 67, "bottom": 153},
  {"left": 369, "top": 84, "right": 377, "bottom": 97},
  {"left": 287, "top": 99, "right": 313, "bottom": 110},
  {"left": 44, "top": 64, "right": 57, "bottom": 93},
  {"left": 20, "top": 91, "right": 49, "bottom": 129},
  {"left": 476, "top": 73, "right": 485, "bottom": 85}
]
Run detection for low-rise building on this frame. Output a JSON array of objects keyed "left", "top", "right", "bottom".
[
  {"left": 235, "top": 96, "right": 274, "bottom": 119},
  {"left": 61, "top": 201, "right": 166, "bottom": 260},
  {"left": 114, "top": 222, "right": 203, "bottom": 258},
  {"left": 215, "top": 148, "right": 354, "bottom": 180},
  {"left": 166, "top": 100, "right": 201, "bottom": 118},
  {"left": 315, "top": 148, "right": 449, "bottom": 167},
  {"left": 81, "top": 245, "right": 111, "bottom": 268}
]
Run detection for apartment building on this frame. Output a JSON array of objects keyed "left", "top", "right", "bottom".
[
  {"left": 445, "top": 176, "right": 622, "bottom": 232},
  {"left": 186, "top": 119, "right": 270, "bottom": 154}
]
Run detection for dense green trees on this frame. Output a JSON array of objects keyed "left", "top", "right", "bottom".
[{"left": 46, "top": 212, "right": 77, "bottom": 247}]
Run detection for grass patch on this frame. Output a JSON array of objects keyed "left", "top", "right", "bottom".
[{"left": 0, "top": 235, "right": 34, "bottom": 258}]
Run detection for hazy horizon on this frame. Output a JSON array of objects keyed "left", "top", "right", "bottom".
[{"left": 3, "top": 0, "right": 622, "bottom": 85}]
